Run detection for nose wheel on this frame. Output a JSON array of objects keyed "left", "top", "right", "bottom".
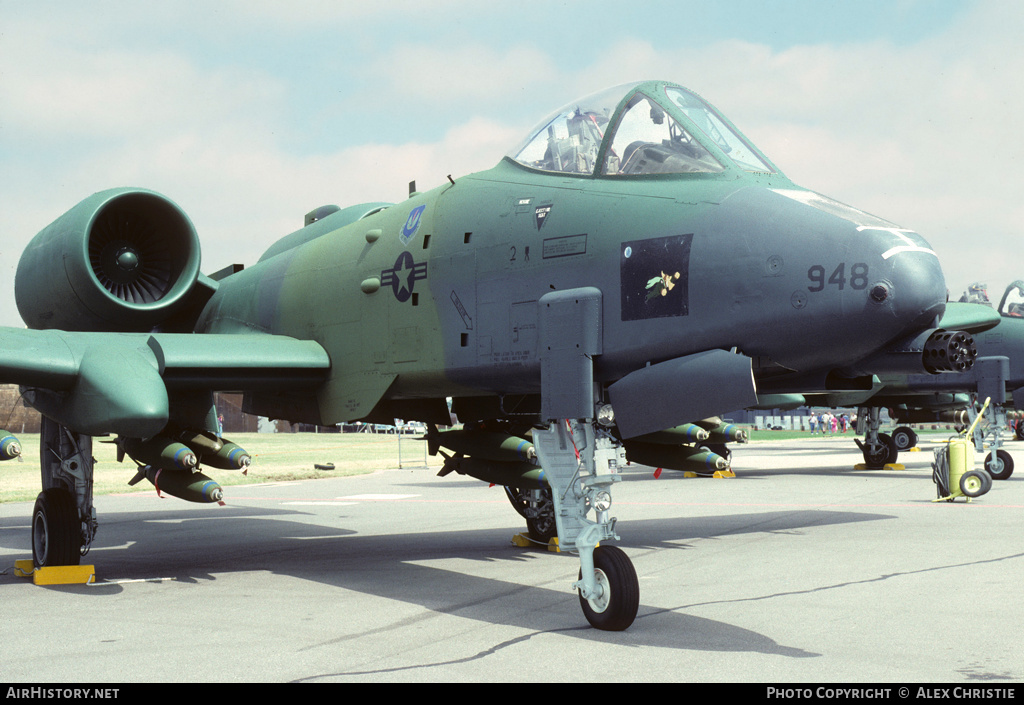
[
  {"left": 532, "top": 420, "right": 640, "bottom": 631},
  {"left": 577, "top": 545, "right": 640, "bottom": 631},
  {"left": 985, "top": 449, "right": 1014, "bottom": 480}
]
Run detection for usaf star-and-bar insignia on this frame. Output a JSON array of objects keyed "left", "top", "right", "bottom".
[{"left": 381, "top": 251, "right": 428, "bottom": 303}]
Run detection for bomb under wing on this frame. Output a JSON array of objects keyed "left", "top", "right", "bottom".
[
  {"left": 623, "top": 440, "right": 729, "bottom": 473},
  {"left": 0, "top": 430, "right": 22, "bottom": 460},
  {"left": 428, "top": 427, "right": 537, "bottom": 464},
  {"left": 129, "top": 466, "right": 224, "bottom": 504},
  {"left": 437, "top": 454, "right": 545, "bottom": 487},
  {"left": 123, "top": 436, "right": 197, "bottom": 472},
  {"left": 202, "top": 440, "right": 251, "bottom": 471},
  {"left": 169, "top": 428, "right": 251, "bottom": 470},
  {"left": 695, "top": 417, "right": 749, "bottom": 444},
  {"left": 628, "top": 422, "right": 710, "bottom": 445}
]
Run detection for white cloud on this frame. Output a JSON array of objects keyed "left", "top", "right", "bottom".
[
  {"left": 650, "top": 4, "right": 1024, "bottom": 298},
  {"left": 367, "top": 42, "right": 561, "bottom": 107},
  {"left": 1, "top": 25, "right": 284, "bottom": 143},
  {"left": 2, "top": 0, "right": 1021, "bottom": 329}
]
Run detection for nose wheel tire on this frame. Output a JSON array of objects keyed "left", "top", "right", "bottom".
[
  {"left": 984, "top": 449, "right": 1014, "bottom": 480},
  {"left": 32, "top": 487, "right": 82, "bottom": 568},
  {"left": 578, "top": 545, "right": 640, "bottom": 631}
]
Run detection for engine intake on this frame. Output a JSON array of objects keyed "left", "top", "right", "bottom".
[{"left": 16, "top": 188, "right": 201, "bottom": 331}]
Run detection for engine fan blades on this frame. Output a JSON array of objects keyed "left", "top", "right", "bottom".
[{"left": 89, "top": 209, "right": 176, "bottom": 304}]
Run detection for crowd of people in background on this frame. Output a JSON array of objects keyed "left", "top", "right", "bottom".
[{"left": 808, "top": 411, "right": 850, "bottom": 434}]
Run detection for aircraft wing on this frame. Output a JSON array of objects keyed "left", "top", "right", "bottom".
[{"left": 0, "top": 327, "right": 330, "bottom": 438}]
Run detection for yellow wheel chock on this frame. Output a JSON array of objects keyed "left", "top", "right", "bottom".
[{"left": 13, "top": 558, "right": 95, "bottom": 585}]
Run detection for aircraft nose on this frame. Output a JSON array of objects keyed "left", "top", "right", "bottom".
[
  {"left": 861, "top": 230, "right": 947, "bottom": 336},
  {"left": 871, "top": 248, "right": 946, "bottom": 332}
]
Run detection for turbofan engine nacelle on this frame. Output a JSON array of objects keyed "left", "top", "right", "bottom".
[{"left": 16, "top": 188, "right": 202, "bottom": 332}]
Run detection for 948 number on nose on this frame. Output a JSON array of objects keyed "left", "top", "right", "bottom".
[{"left": 807, "top": 263, "right": 868, "bottom": 292}]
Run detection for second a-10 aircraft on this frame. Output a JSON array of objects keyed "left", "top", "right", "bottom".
[
  {"left": 1, "top": 80, "right": 982, "bottom": 631},
  {"left": 798, "top": 281, "right": 1024, "bottom": 476}
]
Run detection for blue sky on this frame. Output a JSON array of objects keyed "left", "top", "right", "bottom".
[{"left": 1, "top": 0, "right": 1019, "bottom": 328}]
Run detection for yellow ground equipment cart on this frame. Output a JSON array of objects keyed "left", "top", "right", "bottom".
[{"left": 932, "top": 397, "right": 993, "bottom": 502}]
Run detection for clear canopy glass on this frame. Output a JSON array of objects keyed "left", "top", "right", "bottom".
[
  {"left": 601, "top": 92, "right": 723, "bottom": 175},
  {"left": 507, "top": 83, "right": 631, "bottom": 175},
  {"left": 507, "top": 81, "right": 774, "bottom": 177},
  {"left": 998, "top": 281, "right": 1024, "bottom": 318},
  {"left": 664, "top": 87, "right": 773, "bottom": 173}
]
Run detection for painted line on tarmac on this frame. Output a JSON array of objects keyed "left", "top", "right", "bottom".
[
  {"left": 336, "top": 494, "right": 420, "bottom": 501},
  {"left": 282, "top": 501, "right": 358, "bottom": 506}
]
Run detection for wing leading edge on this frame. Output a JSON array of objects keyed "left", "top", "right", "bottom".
[{"left": 0, "top": 328, "right": 330, "bottom": 438}]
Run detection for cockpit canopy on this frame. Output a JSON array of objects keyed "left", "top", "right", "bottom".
[
  {"left": 998, "top": 281, "right": 1024, "bottom": 318},
  {"left": 507, "top": 80, "right": 776, "bottom": 177},
  {"left": 961, "top": 281, "right": 1024, "bottom": 318}
]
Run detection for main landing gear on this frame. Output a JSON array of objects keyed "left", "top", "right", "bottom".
[
  {"left": 855, "top": 407, "right": 898, "bottom": 469},
  {"left": 505, "top": 485, "right": 557, "bottom": 544},
  {"left": 890, "top": 425, "right": 918, "bottom": 453},
  {"left": 32, "top": 417, "right": 97, "bottom": 568}
]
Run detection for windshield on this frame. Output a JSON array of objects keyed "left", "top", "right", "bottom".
[
  {"left": 601, "top": 92, "right": 723, "bottom": 175},
  {"left": 998, "top": 281, "right": 1024, "bottom": 317},
  {"left": 508, "top": 83, "right": 634, "bottom": 175},
  {"left": 664, "top": 86, "right": 774, "bottom": 173},
  {"left": 508, "top": 80, "right": 776, "bottom": 177}
]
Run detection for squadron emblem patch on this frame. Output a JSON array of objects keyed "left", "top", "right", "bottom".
[
  {"left": 620, "top": 234, "right": 692, "bottom": 321},
  {"left": 400, "top": 205, "right": 426, "bottom": 246}
]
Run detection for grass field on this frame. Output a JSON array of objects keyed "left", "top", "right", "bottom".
[{"left": 0, "top": 432, "right": 442, "bottom": 504}]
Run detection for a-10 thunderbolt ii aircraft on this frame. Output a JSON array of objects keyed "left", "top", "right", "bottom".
[
  {"left": 2, "top": 79, "right": 977, "bottom": 631},
  {"left": 801, "top": 282, "right": 1023, "bottom": 475}
]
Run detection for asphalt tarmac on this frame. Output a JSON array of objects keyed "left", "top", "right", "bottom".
[{"left": 1, "top": 434, "right": 1022, "bottom": 684}]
